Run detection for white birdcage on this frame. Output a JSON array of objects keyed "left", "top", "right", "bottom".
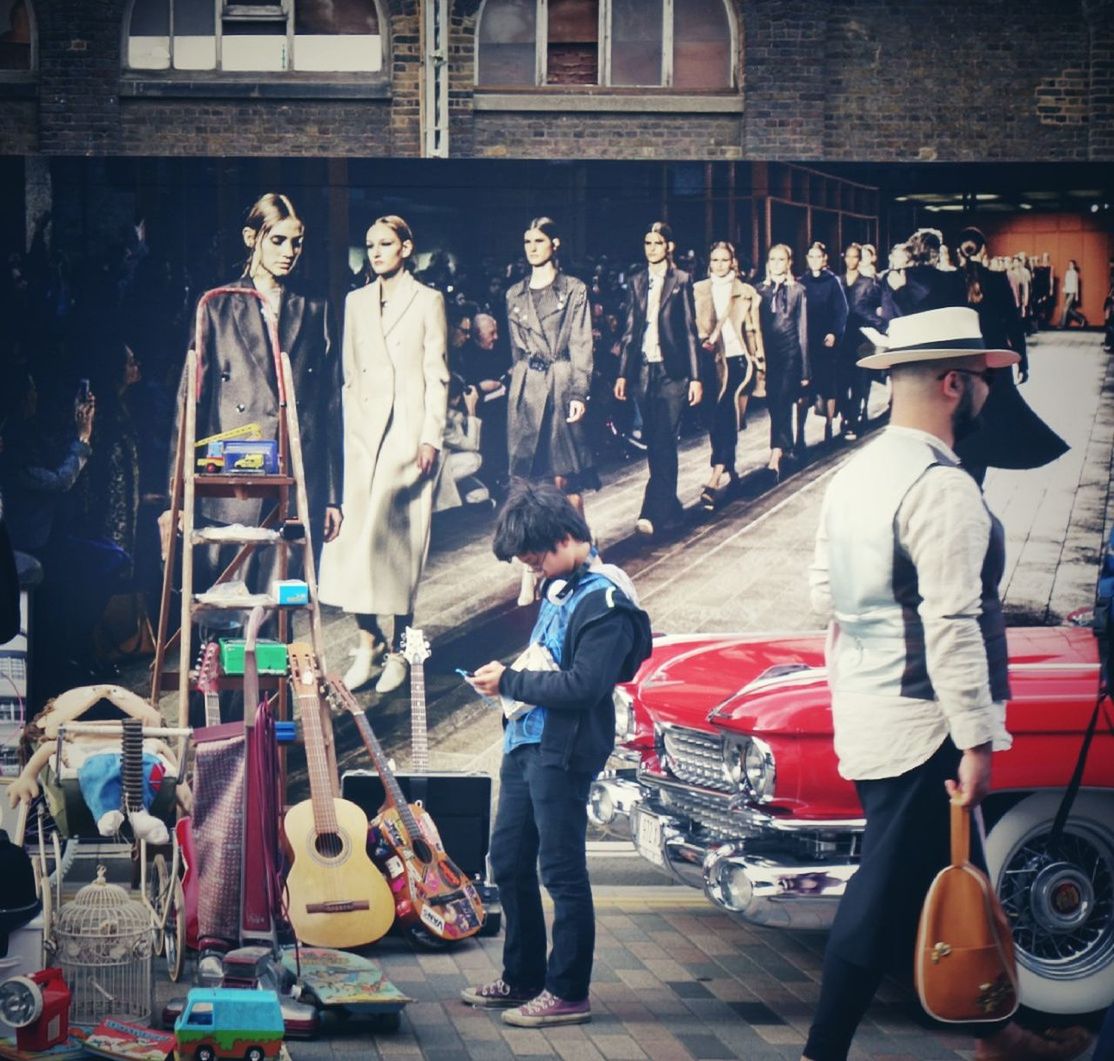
[{"left": 54, "top": 866, "right": 153, "bottom": 1026}]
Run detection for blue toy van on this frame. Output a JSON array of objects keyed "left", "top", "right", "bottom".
[{"left": 173, "top": 988, "right": 284, "bottom": 1061}]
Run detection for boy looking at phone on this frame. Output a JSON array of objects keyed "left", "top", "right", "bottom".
[{"left": 461, "top": 482, "right": 651, "bottom": 1027}]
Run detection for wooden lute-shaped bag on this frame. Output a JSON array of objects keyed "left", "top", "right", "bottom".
[{"left": 914, "top": 800, "right": 1019, "bottom": 1023}]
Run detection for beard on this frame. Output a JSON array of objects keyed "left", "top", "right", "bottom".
[{"left": 952, "top": 377, "right": 984, "bottom": 443}]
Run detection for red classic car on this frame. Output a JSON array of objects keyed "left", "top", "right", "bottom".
[{"left": 590, "top": 624, "right": 1114, "bottom": 1015}]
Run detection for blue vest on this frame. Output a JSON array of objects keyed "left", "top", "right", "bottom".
[{"left": 504, "top": 569, "right": 616, "bottom": 753}]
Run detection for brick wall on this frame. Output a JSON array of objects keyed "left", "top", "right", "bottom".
[
  {"left": 820, "top": 0, "right": 1091, "bottom": 161},
  {"left": 0, "top": 0, "right": 1111, "bottom": 160}
]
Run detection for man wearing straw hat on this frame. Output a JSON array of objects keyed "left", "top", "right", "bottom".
[{"left": 802, "top": 308, "right": 1090, "bottom": 1061}]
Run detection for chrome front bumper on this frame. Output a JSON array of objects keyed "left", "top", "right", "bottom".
[
  {"left": 588, "top": 773, "right": 645, "bottom": 837},
  {"left": 627, "top": 802, "right": 858, "bottom": 931}
]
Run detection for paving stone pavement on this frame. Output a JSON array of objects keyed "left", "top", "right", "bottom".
[{"left": 142, "top": 331, "right": 1112, "bottom": 1059}]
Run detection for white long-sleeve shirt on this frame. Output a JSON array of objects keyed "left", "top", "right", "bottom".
[{"left": 810, "top": 426, "right": 1011, "bottom": 780}]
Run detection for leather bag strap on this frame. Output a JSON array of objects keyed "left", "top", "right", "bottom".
[{"left": 950, "top": 800, "right": 970, "bottom": 866}]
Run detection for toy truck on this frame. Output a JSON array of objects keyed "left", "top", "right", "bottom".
[{"left": 173, "top": 988, "right": 284, "bottom": 1061}]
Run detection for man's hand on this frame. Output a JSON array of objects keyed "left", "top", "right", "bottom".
[
  {"left": 470, "top": 660, "right": 506, "bottom": 697},
  {"left": 613, "top": 377, "right": 627, "bottom": 401},
  {"left": 157, "top": 509, "right": 174, "bottom": 561},
  {"left": 418, "top": 443, "right": 438, "bottom": 476},
  {"left": 823, "top": 333, "right": 836, "bottom": 348},
  {"left": 75, "top": 396, "right": 96, "bottom": 444},
  {"left": 688, "top": 379, "right": 703, "bottom": 406},
  {"left": 463, "top": 385, "right": 480, "bottom": 417},
  {"left": 323, "top": 505, "right": 343, "bottom": 543},
  {"left": 702, "top": 339, "right": 716, "bottom": 352},
  {"left": 945, "top": 743, "right": 993, "bottom": 807},
  {"left": 567, "top": 399, "right": 586, "bottom": 424}
]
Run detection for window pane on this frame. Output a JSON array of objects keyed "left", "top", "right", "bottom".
[
  {"left": 611, "top": 0, "right": 661, "bottom": 86},
  {"left": 673, "top": 0, "right": 731, "bottom": 89},
  {"left": 127, "top": 0, "right": 169, "bottom": 69},
  {"left": 477, "top": 0, "right": 536, "bottom": 87},
  {"left": 294, "top": 35, "right": 380, "bottom": 71},
  {"left": 547, "top": 0, "right": 596, "bottom": 85},
  {"left": 222, "top": 23, "right": 287, "bottom": 71},
  {"left": 295, "top": 0, "right": 378, "bottom": 34},
  {"left": 175, "top": 0, "right": 213, "bottom": 35}
]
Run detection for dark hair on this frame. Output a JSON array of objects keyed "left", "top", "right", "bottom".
[
  {"left": 907, "top": 227, "right": 943, "bottom": 266},
  {"left": 526, "top": 216, "right": 560, "bottom": 241},
  {"left": 492, "top": 481, "right": 592, "bottom": 562},
  {"left": 242, "top": 192, "right": 301, "bottom": 276},
  {"left": 844, "top": 242, "right": 862, "bottom": 255},
  {"left": 957, "top": 227, "right": 987, "bottom": 254},
  {"left": 646, "top": 220, "right": 674, "bottom": 244}
]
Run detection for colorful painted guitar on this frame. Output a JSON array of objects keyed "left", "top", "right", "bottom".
[
  {"left": 325, "top": 663, "right": 485, "bottom": 943},
  {"left": 283, "top": 642, "right": 394, "bottom": 947}
]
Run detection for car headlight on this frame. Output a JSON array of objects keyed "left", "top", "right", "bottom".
[
  {"left": 612, "top": 687, "right": 635, "bottom": 741},
  {"left": 722, "top": 736, "right": 776, "bottom": 803}
]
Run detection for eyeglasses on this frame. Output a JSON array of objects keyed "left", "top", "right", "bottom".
[{"left": 937, "top": 367, "right": 995, "bottom": 386}]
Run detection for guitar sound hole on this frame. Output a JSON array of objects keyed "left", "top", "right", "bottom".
[
  {"left": 411, "top": 838, "right": 432, "bottom": 864},
  {"left": 315, "top": 832, "right": 346, "bottom": 860}
]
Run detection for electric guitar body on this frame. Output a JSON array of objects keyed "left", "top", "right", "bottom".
[{"left": 326, "top": 632, "right": 485, "bottom": 944}]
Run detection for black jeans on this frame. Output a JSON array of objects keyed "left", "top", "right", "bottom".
[
  {"left": 632, "top": 361, "right": 688, "bottom": 528},
  {"left": 707, "top": 355, "right": 750, "bottom": 469},
  {"left": 804, "top": 741, "right": 1005, "bottom": 1060},
  {"left": 489, "top": 744, "right": 595, "bottom": 1002}
]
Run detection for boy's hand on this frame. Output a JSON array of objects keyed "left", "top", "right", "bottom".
[{"left": 470, "top": 661, "right": 505, "bottom": 697}]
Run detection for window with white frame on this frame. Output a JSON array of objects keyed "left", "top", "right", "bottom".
[
  {"left": 476, "top": 0, "right": 733, "bottom": 89},
  {"left": 126, "top": 0, "right": 384, "bottom": 74}
]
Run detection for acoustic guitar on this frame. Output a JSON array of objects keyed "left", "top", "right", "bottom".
[
  {"left": 326, "top": 661, "right": 485, "bottom": 944},
  {"left": 283, "top": 642, "right": 394, "bottom": 948}
]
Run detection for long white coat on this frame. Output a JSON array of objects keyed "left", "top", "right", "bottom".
[{"left": 318, "top": 270, "right": 449, "bottom": 615}]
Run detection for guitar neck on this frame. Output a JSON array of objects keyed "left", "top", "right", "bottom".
[
  {"left": 290, "top": 658, "right": 339, "bottom": 837},
  {"left": 410, "top": 660, "right": 429, "bottom": 772},
  {"left": 346, "top": 705, "right": 423, "bottom": 841},
  {"left": 204, "top": 692, "right": 221, "bottom": 729}
]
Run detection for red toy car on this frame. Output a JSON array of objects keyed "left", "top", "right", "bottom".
[{"left": 591, "top": 623, "right": 1114, "bottom": 1015}]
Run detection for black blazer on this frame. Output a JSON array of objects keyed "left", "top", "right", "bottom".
[
  {"left": 618, "top": 266, "right": 701, "bottom": 383},
  {"left": 169, "top": 277, "right": 342, "bottom": 527}
]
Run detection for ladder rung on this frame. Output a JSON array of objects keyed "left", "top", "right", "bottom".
[
  {"left": 191, "top": 599, "right": 315, "bottom": 617},
  {"left": 190, "top": 529, "right": 302, "bottom": 546},
  {"left": 192, "top": 474, "right": 295, "bottom": 498}
]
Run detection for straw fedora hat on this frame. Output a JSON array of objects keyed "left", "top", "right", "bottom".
[{"left": 858, "top": 307, "right": 1020, "bottom": 371}]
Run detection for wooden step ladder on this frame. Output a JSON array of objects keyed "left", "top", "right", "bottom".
[{"left": 150, "top": 286, "right": 330, "bottom": 757}]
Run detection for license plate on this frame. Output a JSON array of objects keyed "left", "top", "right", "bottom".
[{"left": 634, "top": 808, "right": 666, "bottom": 868}]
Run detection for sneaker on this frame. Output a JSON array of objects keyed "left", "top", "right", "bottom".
[
  {"left": 635, "top": 518, "right": 655, "bottom": 536},
  {"left": 342, "top": 642, "right": 386, "bottom": 691},
  {"left": 374, "top": 653, "right": 409, "bottom": 694},
  {"left": 502, "top": 990, "right": 591, "bottom": 1028},
  {"left": 460, "top": 978, "right": 538, "bottom": 1009}
]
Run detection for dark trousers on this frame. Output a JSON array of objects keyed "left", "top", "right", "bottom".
[
  {"left": 489, "top": 745, "right": 595, "bottom": 1002},
  {"left": 804, "top": 740, "right": 1004, "bottom": 1060},
  {"left": 764, "top": 352, "right": 801, "bottom": 453},
  {"left": 707, "top": 355, "right": 749, "bottom": 469},
  {"left": 632, "top": 361, "right": 688, "bottom": 528}
]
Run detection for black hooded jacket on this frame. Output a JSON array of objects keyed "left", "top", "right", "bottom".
[{"left": 499, "top": 580, "right": 652, "bottom": 775}]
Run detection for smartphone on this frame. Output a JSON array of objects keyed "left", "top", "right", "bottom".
[
  {"left": 454, "top": 667, "right": 475, "bottom": 679},
  {"left": 77, "top": 378, "right": 91, "bottom": 402}
]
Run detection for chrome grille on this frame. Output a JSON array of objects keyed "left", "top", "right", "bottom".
[
  {"left": 656, "top": 786, "right": 739, "bottom": 842},
  {"left": 661, "top": 725, "right": 731, "bottom": 792}
]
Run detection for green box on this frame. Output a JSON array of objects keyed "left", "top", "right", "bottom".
[{"left": 219, "top": 638, "right": 288, "bottom": 675}]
